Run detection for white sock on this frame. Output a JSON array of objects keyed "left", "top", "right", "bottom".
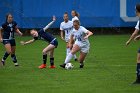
[
  {"left": 64, "top": 52, "right": 73, "bottom": 64},
  {"left": 66, "top": 48, "right": 70, "bottom": 57},
  {"left": 2, "top": 59, "right": 4, "bottom": 61},
  {"left": 73, "top": 54, "right": 77, "bottom": 59},
  {"left": 14, "top": 63, "right": 18, "bottom": 65}
]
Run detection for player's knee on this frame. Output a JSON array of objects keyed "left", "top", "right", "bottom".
[
  {"left": 42, "top": 50, "right": 47, "bottom": 55},
  {"left": 7, "top": 50, "right": 12, "bottom": 54}
]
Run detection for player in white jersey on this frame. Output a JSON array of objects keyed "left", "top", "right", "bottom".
[
  {"left": 71, "top": 10, "right": 79, "bottom": 22},
  {"left": 60, "top": 20, "right": 93, "bottom": 68},
  {"left": 126, "top": 3, "right": 140, "bottom": 84},
  {"left": 60, "top": 12, "right": 77, "bottom": 61}
]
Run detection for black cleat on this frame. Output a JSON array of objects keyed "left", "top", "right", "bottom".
[
  {"left": 60, "top": 64, "right": 66, "bottom": 68},
  {"left": 1, "top": 60, "right": 5, "bottom": 66},
  {"left": 14, "top": 63, "right": 19, "bottom": 67},
  {"left": 133, "top": 79, "right": 140, "bottom": 84},
  {"left": 80, "top": 64, "right": 84, "bottom": 68},
  {"left": 74, "top": 58, "right": 78, "bottom": 61}
]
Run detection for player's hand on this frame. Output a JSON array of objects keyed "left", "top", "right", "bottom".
[
  {"left": 84, "top": 35, "right": 88, "bottom": 39},
  {"left": 126, "top": 40, "right": 130, "bottom": 46},
  {"left": 0, "top": 38, "right": 3, "bottom": 43},
  {"left": 53, "top": 16, "right": 56, "bottom": 21},
  {"left": 134, "top": 35, "right": 140, "bottom": 41},
  {"left": 69, "top": 43, "right": 73, "bottom": 49},
  {"left": 20, "top": 41, "right": 25, "bottom": 45},
  {"left": 61, "top": 37, "right": 65, "bottom": 41},
  {"left": 20, "top": 32, "right": 23, "bottom": 36}
]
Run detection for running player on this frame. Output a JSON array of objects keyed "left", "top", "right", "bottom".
[
  {"left": 20, "top": 16, "right": 58, "bottom": 69},
  {"left": 0, "top": 13, "right": 23, "bottom": 66},
  {"left": 60, "top": 12, "right": 77, "bottom": 61},
  {"left": 126, "top": 3, "right": 140, "bottom": 84},
  {"left": 60, "top": 20, "right": 93, "bottom": 68}
]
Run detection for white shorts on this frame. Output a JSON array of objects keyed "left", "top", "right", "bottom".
[{"left": 75, "top": 41, "right": 90, "bottom": 53}]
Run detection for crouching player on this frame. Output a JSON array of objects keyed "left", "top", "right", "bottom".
[
  {"left": 60, "top": 20, "right": 93, "bottom": 68},
  {"left": 21, "top": 16, "right": 58, "bottom": 69}
]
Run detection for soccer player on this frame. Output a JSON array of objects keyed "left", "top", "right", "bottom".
[
  {"left": 60, "top": 12, "right": 77, "bottom": 61},
  {"left": 126, "top": 3, "right": 140, "bottom": 84},
  {"left": 0, "top": 13, "right": 23, "bottom": 66},
  {"left": 60, "top": 20, "right": 93, "bottom": 68},
  {"left": 71, "top": 10, "right": 79, "bottom": 22},
  {"left": 20, "top": 16, "right": 58, "bottom": 69}
]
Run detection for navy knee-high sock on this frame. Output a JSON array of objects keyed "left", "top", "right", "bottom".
[
  {"left": 11, "top": 54, "right": 17, "bottom": 63},
  {"left": 50, "top": 58, "right": 54, "bottom": 66},
  {"left": 2, "top": 52, "right": 10, "bottom": 61},
  {"left": 43, "top": 54, "right": 47, "bottom": 64},
  {"left": 136, "top": 63, "right": 140, "bottom": 80}
]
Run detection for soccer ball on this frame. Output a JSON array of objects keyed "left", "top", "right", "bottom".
[{"left": 65, "top": 63, "right": 74, "bottom": 70}]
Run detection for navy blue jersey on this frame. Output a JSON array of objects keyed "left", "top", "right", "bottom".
[
  {"left": 34, "top": 29, "right": 55, "bottom": 43},
  {"left": 1, "top": 21, "right": 17, "bottom": 40}
]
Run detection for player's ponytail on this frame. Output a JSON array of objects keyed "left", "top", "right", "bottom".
[
  {"left": 136, "top": 3, "right": 140, "bottom": 13},
  {"left": 72, "top": 10, "right": 80, "bottom": 17}
]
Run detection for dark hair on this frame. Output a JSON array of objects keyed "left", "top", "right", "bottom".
[
  {"left": 64, "top": 12, "right": 68, "bottom": 15},
  {"left": 73, "top": 20, "right": 80, "bottom": 25},
  {"left": 72, "top": 10, "right": 80, "bottom": 17},
  {"left": 136, "top": 3, "right": 140, "bottom": 13},
  {"left": 6, "top": 13, "right": 12, "bottom": 22}
]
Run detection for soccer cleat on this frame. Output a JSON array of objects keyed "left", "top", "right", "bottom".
[
  {"left": 80, "top": 64, "right": 84, "bottom": 68},
  {"left": 60, "top": 64, "right": 66, "bottom": 68},
  {"left": 74, "top": 58, "right": 78, "bottom": 61},
  {"left": 133, "top": 79, "right": 140, "bottom": 84},
  {"left": 1, "top": 60, "right": 5, "bottom": 66},
  {"left": 14, "top": 63, "right": 19, "bottom": 67},
  {"left": 49, "top": 65, "right": 56, "bottom": 69},
  {"left": 38, "top": 64, "right": 46, "bottom": 69}
]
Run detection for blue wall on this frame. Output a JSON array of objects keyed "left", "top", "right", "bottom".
[{"left": 0, "top": 0, "right": 139, "bottom": 28}]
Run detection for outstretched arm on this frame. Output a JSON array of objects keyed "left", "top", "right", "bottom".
[
  {"left": 60, "top": 30, "right": 65, "bottom": 40},
  {"left": 126, "top": 29, "right": 139, "bottom": 46},
  {"left": 43, "top": 16, "right": 56, "bottom": 31},
  {"left": 84, "top": 30, "right": 93, "bottom": 39},
  {"left": 20, "top": 39, "right": 35, "bottom": 45},
  {"left": 15, "top": 27, "right": 23, "bottom": 36}
]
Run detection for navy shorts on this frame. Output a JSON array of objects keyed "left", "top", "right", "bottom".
[
  {"left": 3, "top": 39, "right": 16, "bottom": 46},
  {"left": 50, "top": 38, "right": 58, "bottom": 48}
]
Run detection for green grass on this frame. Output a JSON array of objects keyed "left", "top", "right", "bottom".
[{"left": 0, "top": 35, "right": 140, "bottom": 93}]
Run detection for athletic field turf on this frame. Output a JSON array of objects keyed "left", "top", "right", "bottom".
[{"left": 0, "top": 35, "right": 140, "bottom": 93}]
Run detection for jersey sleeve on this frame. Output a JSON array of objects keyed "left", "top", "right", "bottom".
[
  {"left": 1, "top": 23, "right": 6, "bottom": 29},
  {"left": 60, "top": 23, "right": 63, "bottom": 30},
  {"left": 81, "top": 26, "right": 89, "bottom": 33},
  {"left": 135, "top": 20, "right": 140, "bottom": 30}
]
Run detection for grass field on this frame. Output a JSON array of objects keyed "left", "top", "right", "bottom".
[{"left": 0, "top": 35, "right": 140, "bottom": 93}]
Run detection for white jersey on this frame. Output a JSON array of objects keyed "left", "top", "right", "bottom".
[
  {"left": 72, "top": 16, "right": 79, "bottom": 22},
  {"left": 60, "top": 20, "right": 73, "bottom": 42},
  {"left": 135, "top": 20, "right": 140, "bottom": 30},
  {"left": 71, "top": 26, "right": 90, "bottom": 45}
]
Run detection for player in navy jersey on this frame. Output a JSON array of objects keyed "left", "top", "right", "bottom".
[
  {"left": 20, "top": 16, "right": 58, "bottom": 69},
  {"left": 126, "top": 4, "right": 140, "bottom": 84},
  {"left": 0, "top": 13, "right": 23, "bottom": 66}
]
